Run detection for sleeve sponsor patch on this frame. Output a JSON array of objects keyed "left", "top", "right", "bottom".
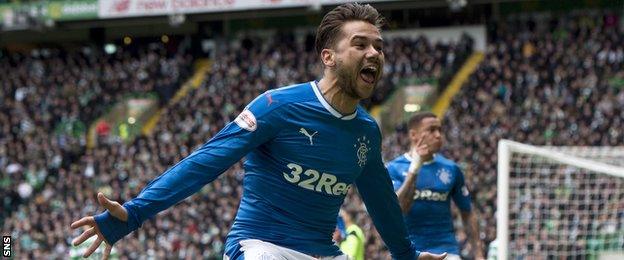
[{"left": 234, "top": 110, "right": 257, "bottom": 131}]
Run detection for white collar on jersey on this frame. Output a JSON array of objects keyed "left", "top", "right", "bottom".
[
  {"left": 404, "top": 152, "right": 436, "bottom": 165},
  {"left": 310, "top": 81, "right": 357, "bottom": 120}
]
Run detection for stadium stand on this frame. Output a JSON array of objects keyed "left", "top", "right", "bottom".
[{"left": 0, "top": 44, "right": 192, "bottom": 257}]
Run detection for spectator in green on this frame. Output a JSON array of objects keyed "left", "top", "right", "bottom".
[{"left": 334, "top": 210, "right": 366, "bottom": 260}]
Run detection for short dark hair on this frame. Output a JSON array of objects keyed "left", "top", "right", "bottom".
[
  {"left": 315, "top": 3, "right": 385, "bottom": 55},
  {"left": 408, "top": 112, "right": 437, "bottom": 130}
]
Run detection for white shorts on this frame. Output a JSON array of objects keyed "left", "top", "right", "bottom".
[
  {"left": 224, "top": 239, "right": 350, "bottom": 260},
  {"left": 445, "top": 253, "right": 461, "bottom": 260}
]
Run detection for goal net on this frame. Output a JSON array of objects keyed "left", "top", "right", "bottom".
[{"left": 497, "top": 140, "right": 624, "bottom": 260}]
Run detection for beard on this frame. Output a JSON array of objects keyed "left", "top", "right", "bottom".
[{"left": 334, "top": 58, "right": 368, "bottom": 99}]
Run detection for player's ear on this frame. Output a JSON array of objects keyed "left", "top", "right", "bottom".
[{"left": 321, "top": 49, "right": 335, "bottom": 67}]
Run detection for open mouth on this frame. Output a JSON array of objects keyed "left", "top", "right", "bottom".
[{"left": 359, "top": 66, "right": 378, "bottom": 84}]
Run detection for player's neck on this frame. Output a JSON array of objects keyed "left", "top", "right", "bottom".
[
  {"left": 317, "top": 77, "right": 358, "bottom": 115},
  {"left": 421, "top": 154, "right": 434, "bottom": 162}
]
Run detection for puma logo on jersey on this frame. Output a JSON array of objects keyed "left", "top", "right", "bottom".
[
  {"left": 266, "top": 93, "right": 276, "bottom": 106},
  {"left": 299, "top": 128, "right": 318, "bottom": 145},
  {"left": 282, "top": 163, "right": 351, "bottom": 196},
  {"left": 413, "top": 189, "right": 449, "bottom": 201}
]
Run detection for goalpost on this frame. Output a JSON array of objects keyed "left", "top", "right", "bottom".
[{"left": 497, "top": 139, "right": 624, "bottom": 260}]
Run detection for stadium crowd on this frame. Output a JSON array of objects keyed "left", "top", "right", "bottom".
[
  {"left": 0, "top": 44, "right": 192, "bottom": 257},
  {"left": 2, "top": 8, "right": 623, "bottom": 260}
]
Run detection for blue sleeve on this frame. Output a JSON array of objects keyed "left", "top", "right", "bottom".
[
  {"left": 451, "top": 165, "right": 472, "bottom": 212},
  {"left": 94, "top": 92, "right": 283, "bottom": 245},
  {"left": 355, "top": 130, "right": 419, "bottom": 260},
  {"left": 386, "top": 162, "right": 404, "bottom": 191}
]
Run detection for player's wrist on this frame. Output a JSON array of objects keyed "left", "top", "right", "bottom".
[
  {"left": 94, "top": 211, "right": 130, "bottom": 245},
  {"left": 94, "top": 204, "right": 138, "bottom": 245},
  {"left": 407, "top": 154, "right": 422, "bottom": 174}
]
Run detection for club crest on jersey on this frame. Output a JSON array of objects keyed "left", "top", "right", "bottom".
[
  {"left": 234, "top": 110, "right": 257, "bottom": 131},
  {"left": 353, "top": 136, "right": 370, "bottom": 167},
  {"left": 437, "top": 168, "right": 451, "bottom": 185}
]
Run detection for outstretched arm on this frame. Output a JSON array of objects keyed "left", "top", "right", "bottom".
[
  {"left": 356, "top": 160, "right": 417, "bottom": 260},
  {"left": 357, "top": 157, "right": 447, "bottom": 260},
  {"left": 95, "top": 125, "right": 264, "bottom": 244},
  {"left": 71, "top": 92, "right": 283, "bottom": 257}
]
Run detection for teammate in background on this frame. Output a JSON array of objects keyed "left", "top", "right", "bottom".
[
  {"left": 333, "top": 210, "right": 366, "bottom": 260},
  {"left": 387, "top": 112, "right": 484, "bottom": 260},
  {"left": 70, "top": 3, "right": 446, "bottom": 260}
]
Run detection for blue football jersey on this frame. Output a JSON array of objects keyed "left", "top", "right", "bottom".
[
  {"left": 387, "top": 153, "right": 472, "bottom": 255},
  {"left": 94, "top": 81, "right": 418, "bottom": 259}
]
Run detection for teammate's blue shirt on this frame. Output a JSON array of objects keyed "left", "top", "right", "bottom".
[
  {"left": 387, "top": 153, "right": 472, "bottom": 255},
  {"left": 94, "top": 81, "right": 419, "bottom": 259}
]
